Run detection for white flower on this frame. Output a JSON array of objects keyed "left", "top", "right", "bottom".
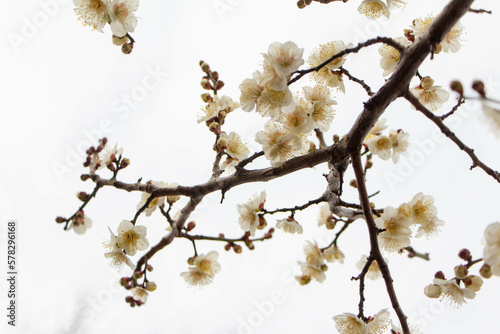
[
  {"left": 276, "top": 217, "right": 303, "bottom": 234},
  {"left": 375, "top": 206, "right": 412, "bottom": 252},
  {"left": 131, "top": 286, "right": 148, "bottom": 303},
  {"left": 280, "top": 102, "right": 315, "bottom": 135},
  {"left": 410, "top": 76, "right": 450, "bottom": 111},
  {"left": 432, "top": 278, "right": 475, "bottom": 307},
  {"left": 103, "top": 228, "right": 135, "bottom": 270},
  {"left": 108, "top": 0, "right": 139, "bottom": 37},
  {"left": 333, "top": 309, "right": 390, "bottom": 334},
  {"left": 356, "top": 255, "right": 383, "bottom": 280},
  {"left": 198, "top": 95, "right": 239, "bottom": 123},
  {"left": 262, "top": 41, "right": 304, "bottom": 79},
  {"left": 180, "top": 267, "right": 213, "bottom": 286},
  {"left": 414, "top": 216, "right": 444, "bottom": 238},
  {"left": 411, "top": 15, "right": 464, "bottom": 53},
  {"left": 318, "top": 204, "right": 335, "bottom": 229},
  {"left": 116, "top": 220, "right": 149, "bottom": 256},
  {"left": 365, "top": 135, "right": 392, "bottom": 160},
  {"left": 181, "top": 251, "right": 221, "bottom": 287},
  {"left": 304, "top": 241, "right": 324, "bottom": 267},
  {"left": 220, "top": 132, "right": 250, "bottom": 171},
  {"left": 388, "top": 129, "right": 409, "bottom": 163},
  {"left": 483, "top": 222, "right": 500, "bottom": 276},
  {"left": 298, "top": 261, "right": 326, "bottom": 282},
  {"left": 68, "top": 211, "right": 92, "bottom": 235},
  {"left": 323, "top": 246, "right": 345, "bottom": 264},
  {"left": 358, "top": 0, "right": 390, "bottom": 20},
  {"left": 100, "top": 143, "right": 124, "bottom": 168},
  {"left": 378, "top": 37, "right": 408, "bottom": 76},
  {"left": 256, "top": 86, "right": 293, "bottom": 120},
  {"left": 237, "top": 191, "right": 266, "bottom": 236},
  {"left": 73, "top": 0, "right": 110, "bottom": 32},
  {"left": 194, "top": 251, "right": 221, "bottom": 277},
  {"left": 308, "top": 41, "right": 351, "bottom": 92},
  {"left": 408, "top": 192, "right": 437, "bottom": 226},
  {"left": 301, "top": 85, "right": 336, "bottom": 132},
  {"left": 239, "top": 71, "right": 266, "bottom": 112},
  {"left": 255, "top": 121, "right": 307, "bottom": 167}
]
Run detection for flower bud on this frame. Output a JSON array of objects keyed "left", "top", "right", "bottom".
[
  {"left": 215, "top": 80, "right": 225, "bottom": 90},
  {"left": 295, "top": 275, "right": 311, "bottom": 285},
  {"left": 145, "top": 281, "right": 157, "bottom": 292},
  {"left": 450, "top": 80, "right": 463, "bottom": 95},
  {"left": 199, "top": 61, "right": 210, "bottom": 73},
  {"left": 76, "top": 192, "right": 89, "bottom": 202},
  {"left": 424, "top": 284, "right": 442, "bottom": 298},
  {"left": 333, "top": 134, "right": 340, "bottom": 143},
  {"left": 246, "top": 241, "right": 255, "bottom": 250},
  {"left": 120, "top": 158, "right": 130, "bottom": 168},
  {"left": 224, "top": 243, "right": 232, "bottom": 251},
  {"left": 201, "top": 93, "right": 212, "bottom": 103},
  {"left": 80, "top": 174, "right": 90, "bottom": 181},
  {"left": 133, "top": 271, "right": 143, "bottom": 279},
  {"left": 217, "top": 137, "right": 229, "bottom": 150},
  {"left": 480, "top": 264, "right": 492, "bottom": 279},
  {"left": 233, "top": 244, "right": 243, "bottom": 254},
  {"left": 420, "top": 76, "right": 435, "bottom": 90},
  {"left": 187, "top": 257, "right": 195, "bottom": 266},
  {"left": 120, "top": 277, "right": 130, "bottom": 286},
  {"left": 349, "top": 179, "right": 357, "bottom": 188},
  {"left": 458, "top": 248, "right": 471, "bottom": 261},
  {"left": 256, "top": 215, "right": 267, "bottom": 230},
  {"left": 320, "top": 264, "right": 328, "bottom": 272},
  {"left": 55, "top": 216, "right": 66, "bottom": 224},
  {"left": 146, "top": 264, "right": 154, "bottom": 272},
  {"left": 296, "top": 0, "right": 306, "bottom": 9},
  {"left": 211, "top": 71, "right": 219, "bottom": 81},
  {"left": 472, "top": 80, "right": 486, "bottom": 97},
  {"left": 112, "top": 35, "right": 129, "bottom": 46},
  {"left": 434, "top": 271, "right": 445, "bottom": 279},
  {"left": 201, "top": 78, "right": 213, "bottom": 90},
  {"left": 464, "top": 275, "right": 483, "bottom": 292},
  {"left": 434, "top": 43, "right": 443, "bottom": 54},
  {"left": 454, "top": 265, "right": 468, "bottom": 279},
  {"left": 121, "top": 43, "right": 133, "bottom": 55},
  {"left": 186, "top": 221, "right": 196, "bottom": 232}
]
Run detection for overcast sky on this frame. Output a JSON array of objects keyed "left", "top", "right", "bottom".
[{"left": 1, "top": 0, "right": 500, "bottom": 333}]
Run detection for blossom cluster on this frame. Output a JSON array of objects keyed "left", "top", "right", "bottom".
[
  {"left": 296, "top": 241, "right": 345, "bottom": 285},
  {"left": 375, "top": 192, "right": 444, "bottom": 253},
  {"left": 104, "top": 220, "right": 149, "bottom": 269},
  {"left": 363, "top": 119, "right": 409, "bottom": 163},
  {"left": 180, "top": 251, "right": 221, "bottom": 286},
  {"left": 73, "top": 0, "right": 138, "bottom": 52},
  {"left": 240, "top": 41, "right": 339, "bottom": 166}
]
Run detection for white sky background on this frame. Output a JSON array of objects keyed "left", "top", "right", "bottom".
[{"left": 1, "top": 0, "right": 500, "bottom": 333}]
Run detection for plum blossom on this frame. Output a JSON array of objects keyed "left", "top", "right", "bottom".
[
  {"left": 358, "top": 0, "right": 390, "bottom": 20},
  {"left": 116, "top": 220, "right": 149, "bottom": 256},
  {"left": 432, "top": 278, "right": 476, "bottom": 307},
  {"left": 181, "top": 251, "right": 221, "bottom": 286},
  {"left": 73, "top": 0, "right": 110, "bottom": 32},
  {"left": 375, "top": 206, "right": 412, "bottom": 252},
  {"left": 237, "top": 191, "right": 266, "bottom": 236},
  {"left": 220, "top": 132, "right": 250, "bottom": 171},
  {"left": 68, "top": 210, "right": 93, "bottom": 235},
  {"left": 108, "top": 0, "right": 139, "bottom": 37},
  {"left": 308, "top": 41, "right": 351, "bottom": 92},
  {"left": 262, "top": 41, "right": 304, "bottom": 79},
  {"left": 103, "top": 228, "right": 135, "bottom": 270},
  {"left": 378, "top": 37, "right": 408, "bottom": 76},
  {"left": 483, "top": 222, "right": 500, "bottom": 276},
  {"left": 410, "top": 76, "right": 450, "bottom": 111},
  {"left": 276, "top": 217, "right": 303, "bottom": 234},
  {"left": 333, "top": 309, "right": 390, "bottom": 334},
  {"left": 411, "top": 15, "right": 464, "bottom": 53}
]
